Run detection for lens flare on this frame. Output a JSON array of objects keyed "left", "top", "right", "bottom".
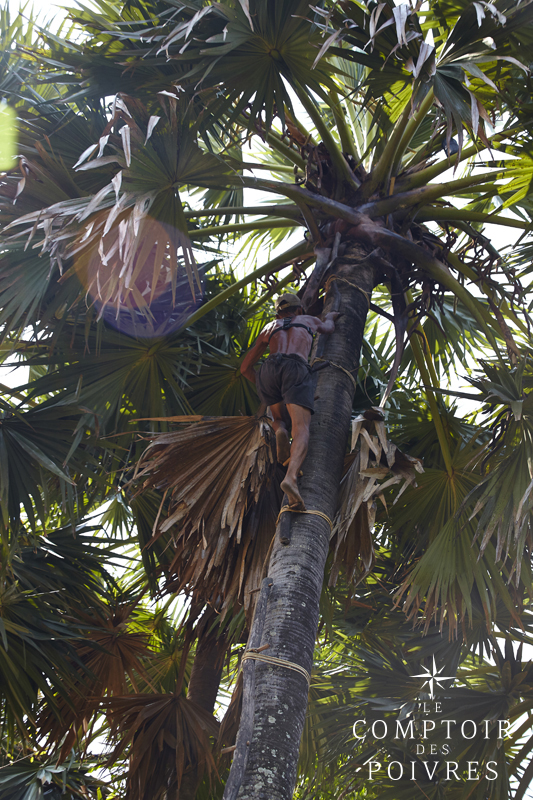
[
  {"left": 73, "top": 214, "right": 206, "bottom": 337},
  {"left": 0, "top": 104, "right": 17, "bottom": 171}
]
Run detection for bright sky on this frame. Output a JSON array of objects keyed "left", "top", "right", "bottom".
[{"left": 8, "top": 0, "right": 95, "bottom": 16}]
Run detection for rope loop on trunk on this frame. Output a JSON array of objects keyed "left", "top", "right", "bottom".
[
  {"left": 276, "top": 505, "right": 333, "bottom": 531},
  {"left": 324, "top": 274, "right": 371, "bottom": 308},
  {"left": 310, "top": 357, "right": 358, "bottom": 393},
  {"left": 242, "top": 651, "right": 311, "bottom": 684}
]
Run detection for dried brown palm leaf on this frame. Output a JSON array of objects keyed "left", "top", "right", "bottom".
[
  {"left": 133, "top": 416, "right": 282, "bottom": 619},
  {"left": 330, "top": 408, "right": 424, "bottom": 586},
  {"left": 105, "top": 692, "right": 220, "bottom": 800},
  {"left": 37, "top": 602, "right": 151, "bottom": 760}
]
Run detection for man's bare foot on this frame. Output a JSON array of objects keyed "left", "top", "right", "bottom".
[
  {"left": 276, "top": 428, "right": 291, "bottom": 464},
  {"left": 280, "top": 475, "right": 306, "bottom": 510}
]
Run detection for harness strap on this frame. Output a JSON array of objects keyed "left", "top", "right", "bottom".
[{"left": 268, "top": 319, "right": 315, "bottom": 342}]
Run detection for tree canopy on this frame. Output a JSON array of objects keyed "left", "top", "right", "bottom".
[{"left": 1, "top": 1, "right": 533, "bottom": 799}]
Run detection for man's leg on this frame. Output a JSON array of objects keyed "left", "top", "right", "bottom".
[
  {"left": 280, "top": 403, "right": 311, "bottom": 509},
  {"left": 269, "top": 402, "right": 291, "bottom": 464}
]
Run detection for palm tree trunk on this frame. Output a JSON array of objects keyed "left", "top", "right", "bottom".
[
  {"left": 233, "top": 245, "right": 375, "bottom": 800},
  {"left": 180, "top": 617, "right": 227, "bottom": 800},
  {"left": 187, "top": 622, "right": 227, "bottom": 713}
]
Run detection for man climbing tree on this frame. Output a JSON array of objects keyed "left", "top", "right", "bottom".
[{"left": 240, "top": 293, "right": 340, "bottom": 509}]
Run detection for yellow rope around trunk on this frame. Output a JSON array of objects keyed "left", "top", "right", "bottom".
[
  {"left": 275, "top": 506, "right": 333, "bottom": 531},
  {"left": 311, "top": 357, "right": 358, "bottom": 393},
  {"left": 242, "top": 651, "right": 311, "bottom": 684},
  {"left": 324, "top": 274, "right": 371, "bottom": 308}
]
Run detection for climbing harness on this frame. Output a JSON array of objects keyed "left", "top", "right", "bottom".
[
  {"left": 276, "top": 505, "right": 333, "bottom": 532},
  {"left": 268, "top": 316, "right": 316, "bottom": 342},
  {"left": 241, "top": 650, "right": 311, "bottom": 684}
]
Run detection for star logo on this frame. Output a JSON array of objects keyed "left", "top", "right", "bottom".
[{"left": 413, "top": 657, "right": 455, "bottom": 698}]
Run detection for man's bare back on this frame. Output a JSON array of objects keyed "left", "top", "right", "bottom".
[
  {"left": 240, "top": 294, "right": 340, "bottom": 509},
  {"left": 261, "top": 315, "right": 322, "bottom": 359},
  {"left": 240, "top": 312, "right": 338, "bottom": 383}
]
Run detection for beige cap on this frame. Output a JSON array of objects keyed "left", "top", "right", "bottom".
[{"left": 275, "top": 293, "right": 302, "bottom": 311}]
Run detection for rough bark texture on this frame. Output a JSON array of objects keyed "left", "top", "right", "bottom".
[
  {"left": 233, "top": 246, "right": 375, "bottom": 800},
  {"left": 180, "top": 618, "right": 227, "bottom": 800},
  {"left": 224, "top": 577, "right": 273, "bottom": 800},
  {"left": 187, "top": 624, "right": 227, "bottom": 713}
]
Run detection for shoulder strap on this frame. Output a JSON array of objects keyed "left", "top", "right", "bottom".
[
  {"left": 288, "top": 322, "right": 315, "bottom": 336},
  {"left": 268, "top": 319, "right": 314, "bottom": 341}
]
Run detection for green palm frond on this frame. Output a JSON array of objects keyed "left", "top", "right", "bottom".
[
  {"left": 458, "top": 357, "right": 533, "bottom": 582},
  {"left": 0, "top": 4, "right": 60, "bottom": 116},
  {"left": 394, "top": 518, "right": 518, "bottom": 634},
  {"left": 22, "top": 325, "right": 196, "bottom": 430},
  {"left": 12, "top": 521, "right": 112, "bottom": 606},
  {"left": 379, "top": 426, "right": 527, "bottom": 633},
  {"left": 0, "top": 400, "right": 97, "bottom": 532},
  {"left": 5, "top": 96, "right": 236, "bottom": 326},
  {"left": 0, "top": 514, "right": 130, "bottom": 745},
  {"left": 0, "top": 751, "right": 106, "bottom": 800},
  {"left": 185, "top": 352, "right": 260, "bottom": 416},
  {"left": 326, "top": 0, "right": 532, "bottom": 168},
  {"left": 0, "top": 109, "right": 109, "bottom": 338},
  {"left": 150, "top": 0, "right": 337, "bottom": 131}
]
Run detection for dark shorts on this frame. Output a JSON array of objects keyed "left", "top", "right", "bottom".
[{"left": 256, "top": 353, "right": 315, "bottom": 413}]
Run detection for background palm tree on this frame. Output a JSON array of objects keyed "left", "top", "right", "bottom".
[{"left": 1, "top": 1, "right": 533, "bottom": 799}]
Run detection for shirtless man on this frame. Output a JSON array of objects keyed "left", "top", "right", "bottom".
[{"left": 240, "top": 293, "right": 340, "bottom": 510}]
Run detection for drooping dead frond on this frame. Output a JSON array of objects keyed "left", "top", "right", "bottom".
[
  {"left": 133, "top": 416, "right": 281, "bottom": 618},
  {"left": 37, "top": 602, "right": 151, "bottom": 760},
  {"left": 105, "top": 693, "right": 220, "bottom": 800},
  {"left": 330, "top": 408, "right": 424, "bottom": 586}
]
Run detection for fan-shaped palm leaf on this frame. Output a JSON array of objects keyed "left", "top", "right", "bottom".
[
  {"left": 132, "top": 415, "right": 281, "bottom": 616},
  {"left": 152, "top": 0, "right": 337, "bottom": 131},
  {"left": 459, "top": 357, "right": 533, "bottom": 582},
  {"left": 0, "top": 400, "right": 96, "bottom": 533},
  {"left": 23, "top": 325, "right": 196, "bottom": 430},
  {"left": 37, "top": 601, "right": 152, "bottom": 760},
  {"left": 0, "top": 752, "right": 106, "bottom": 800},
  {"left": 2, "top": 96, "right": 234, "bottom": 332},
  {"left": 105, "top": 692, "right": 220, "bottom": 800}
]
